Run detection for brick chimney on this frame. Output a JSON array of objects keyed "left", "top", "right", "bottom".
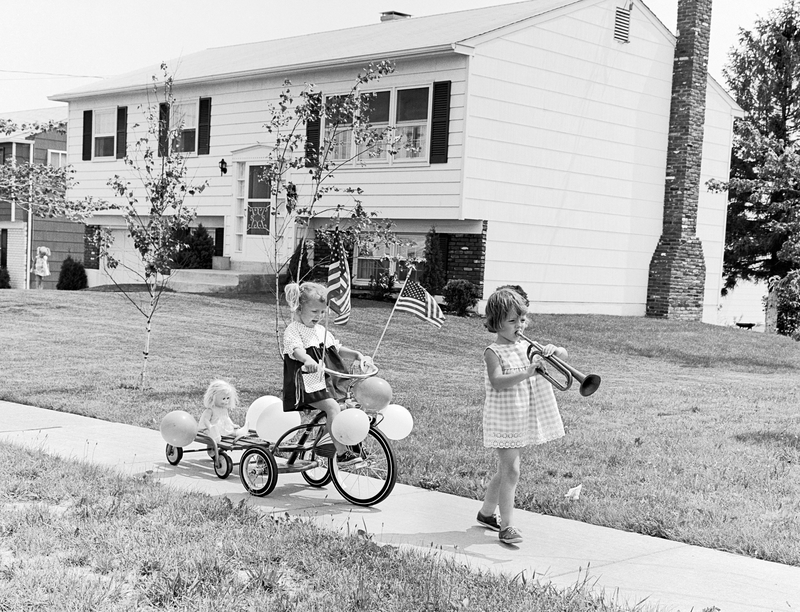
[
  {"left": 380, "top": 11, "right": 411, "bottom": 22},
  {"left": 645, "top": 0, "right": 713, "bottom": 320}
]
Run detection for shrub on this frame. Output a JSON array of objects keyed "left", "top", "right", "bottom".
[
  {"left": 368, "top": 271, "right": 396, "bottom": 301},
  {"left": 496, "top": 284, "right": 529, "bottom": 305},
  {"left": 0, "top": 266, "right": 10, "bottom": 289},
  {"left": 285, "top": 241, "right": 313, "bottom": 284},
  {"left": 775, "top": 271, "right": 800, "bottom": 339},
  {"left": 419, "top": 226, "right": 447, "bottom": 295},
  {"left": 56, "top": 256, "right": 88, "bottom": 290},
  {"left": 172, "top": 224, "right": 215, "bottom": 269},
  {"left": 442, "top": 279, "right": 481, "bottom": 316}
]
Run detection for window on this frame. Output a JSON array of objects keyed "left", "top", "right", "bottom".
[
  {"left": 353, "top": 233, "right": 426, "bottom": 284},
  {"left": 158, "top": 98, "right": 212, "bottom": 156},
  {"left": 247, "top": 165, "right": 271, "bottom": 235},
  {"left": 82, "top": 107, "right": 126, "bottom": 160},
  {"left": 322, "top": 86, "right": 431, "bottom": 165},
  {"left": 48, "top": 150, "right": 67, "bottom": 168},
  {"left": 94, "top": 109, "right": 116, "bottom": 157},
  {"left": 84, "top": 226, "right": 100, "bottom": 270}
]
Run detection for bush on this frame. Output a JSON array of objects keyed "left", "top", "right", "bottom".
[
  {"left": 285, "top": 241, "right": 313, "bottom": 284},
  {"left": 419, "top": 226, "right": 447, "bottom": 295},
  {"left": 172, "top": 224, "right": 215, "bottom": 269},
  {"left": 368, "top": 271, "right": 396, "bottom": 301},
  {"left": 775, "top": 271, "right": 800, "bottom": 339},
  {"left": 496, "top": 284, "right": 529, "bottom": 305},
  {"left": 0, "top": 266, "right": 10, "bottom": 289},
  {"left": 442, "top": 279, "right": 481, "bottom": 316},
  {"left": 56, "top": 256, "right": 88, "bottom": 290}
]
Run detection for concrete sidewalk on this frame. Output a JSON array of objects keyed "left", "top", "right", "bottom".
[{"left": 1, "top": 400, "right": 797, "bottom": 612}]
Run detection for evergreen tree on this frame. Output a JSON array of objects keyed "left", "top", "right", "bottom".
[
  {"left": 56, "top": 256, "right": 88, "bottom": 290},
  {"left": 419, "top": 226, "right": 447, "bottom": 295}
]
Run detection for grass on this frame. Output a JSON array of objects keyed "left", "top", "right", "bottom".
[
  {"left": 0, "top": 443, "right": 638, "bottom": 611},
  {"left": 2, "top": 289, "right": 800, "bottom": 570}
]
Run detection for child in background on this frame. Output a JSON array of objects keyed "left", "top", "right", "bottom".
[
  {"left": 33, "top": 246, "right": 50, "bottom": 289},
  {"left": 199, "top": 379, "right": 242, "bottom": 443},
  {"left": 282, "top": 281, "right": 371, "bottom": 467},
  {"left": 477, "top": 287, "right": 566, "bottom": 545}
]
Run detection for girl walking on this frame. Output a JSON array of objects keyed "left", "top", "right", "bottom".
[{"left": 477, "top": 287, "right": 566, "bottom": 544}]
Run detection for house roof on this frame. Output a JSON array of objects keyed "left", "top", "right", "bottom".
[
  {"left": 50, "top": 0, "right": 580, "bottom": 101},
  {"left": 1, "top": 106, "right": 68, "bottom": 141}
]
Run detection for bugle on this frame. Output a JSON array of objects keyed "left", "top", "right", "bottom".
[{"left": 519, "top": 333, "right": 601, "bottom": 397}]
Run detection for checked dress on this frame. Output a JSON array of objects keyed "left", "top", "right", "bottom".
[{"left": 483, "top": 342, "right": 565, "bottom": 448}]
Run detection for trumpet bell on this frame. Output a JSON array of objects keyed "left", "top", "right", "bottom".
[{"left": 579, "top": 374, "right": 601, "bottom": 397}]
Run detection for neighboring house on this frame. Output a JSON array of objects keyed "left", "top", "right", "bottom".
[
  {"left": 51, "top": 0, "right": 741, "bottom": 322},
  {"left": 0, "top": 106, "right": 83, "bottom": 289}
]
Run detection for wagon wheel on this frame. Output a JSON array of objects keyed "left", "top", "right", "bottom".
[
  {"left": 214, "top": 450, "right": 233, "bottom": 479},
  {"left": 165, "top": 444, "right": 183, "bottom": 466}
]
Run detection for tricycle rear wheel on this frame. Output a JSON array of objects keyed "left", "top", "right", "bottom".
[{"left": 239, "top": 447, "right": 278, "bottom": 496}]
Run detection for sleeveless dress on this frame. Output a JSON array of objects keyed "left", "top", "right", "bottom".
[
  {"left": 282, "top": 321, "right": 348, "bottom": 412},
  {"left": 483, "top": 342, "right": 565, "bottom": 448}
]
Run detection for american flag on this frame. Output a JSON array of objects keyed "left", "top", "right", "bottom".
[
  {"left": 396, "top": 281, "right": 445, "bottom": 328},
  {"left": 327, "top": 231, "right": 351, "bottom": 325}
]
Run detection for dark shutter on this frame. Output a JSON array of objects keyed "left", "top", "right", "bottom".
[
  {"left": 198, "top": 97, "right": 212, "bottom": 155},
  {"left": 116, "top": 106, "right": 127, "bottom": 159},
  {"left": 429, "top": 81, "right": 451, "bottom": 164},
  {"left": 82, "top": 110, "right": 92, "bottom": 161},
  {"left": 158, "top": 102, "right": 170, "bottom": 157},
  {"left": 304, "top": 93, "right": 321, "bottom": 168}
]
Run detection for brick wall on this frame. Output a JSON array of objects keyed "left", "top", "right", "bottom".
[
  {"left": 444, "top": 221, "right": 487, "bottom": 292},
  {"left": 646, "top": 0, "right": 711, "bottom": 320}
]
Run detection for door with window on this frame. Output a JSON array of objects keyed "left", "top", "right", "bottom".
[{"left": 234, "top": 162, "right": 274, "bottom": 261}]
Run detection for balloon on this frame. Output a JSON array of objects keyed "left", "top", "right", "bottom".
[
  {"left": 378, "top": 404, "right": 413, "bottom": 440},
  {"left": 160, "top": 410, "right": 198, "bottom": 447},
  {"left": 353, "top": 377, "right": 393, "bottom": 412},
  {"left": 246, "top": 395, "right": 282, "bottom": 430},
  {"left": 255, "top": 400, "right": 301, "bottom": 443},
  {"left": 331, "top": 408, "right": 370, "bottom": 446}
]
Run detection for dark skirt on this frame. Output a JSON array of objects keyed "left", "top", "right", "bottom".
[{"left": 282, "top": 345, "right": 349, "bottom": 412}]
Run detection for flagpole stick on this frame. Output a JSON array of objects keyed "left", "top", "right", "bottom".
[{"left": 371, "top": 269, "right": 413, "bottom": 361}]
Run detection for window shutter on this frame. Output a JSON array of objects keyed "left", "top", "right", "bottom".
[
  {"left": 82, "top": 110, "right": 92, "bottom": 161},
  {"left": 158, "top": 102, "right": 170, "bottom": 157},
  {"left": 198, "top": 97, "right": 212, "bottom": 155},
  {"left": 304, "top": 93, "right": 321, "bottom": 168},
  {"left": 429, "top": 81, "right": 451, "bottom": 164},
  {"left": 116, "top": 106, "right": 127, "bottom": 159}
]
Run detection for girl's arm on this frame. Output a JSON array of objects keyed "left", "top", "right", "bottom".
[
  {"left": 293, "top": 347, "right": 322, "bottom": 372},
  {"left": 485, "top": 349, "right": 540, "bottom": 391}
]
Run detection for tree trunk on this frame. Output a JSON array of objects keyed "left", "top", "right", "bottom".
[
  {"left": 765, "top": 279, "right": 779, "bottom": 334},
  {"left": 138, "top": 293, "right": 156, "bottom": 388}
]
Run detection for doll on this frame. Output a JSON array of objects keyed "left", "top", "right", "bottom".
[{"left": 199, "top": 380, "right": 244, "bottom": 443}]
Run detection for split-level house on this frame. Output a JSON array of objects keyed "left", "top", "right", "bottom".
[
  {"left": 0, "top": 106, "right": 84, "bottom": 289},
  {"left": 51, "top": 0, "right": 741, "bottom": 322}
]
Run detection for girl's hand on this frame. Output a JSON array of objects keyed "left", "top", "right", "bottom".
[
  {"left": 301, "top": 360, "right": 321, "bottom": 373},
  {"left": 527, "top": 355, "right": 547, "bottom": 377},
  {"left": 358, "top": 355, "right": 374, "bottom": 372}
]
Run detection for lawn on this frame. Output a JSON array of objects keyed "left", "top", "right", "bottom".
[{"left": 2, "top": 288, "right": 799, "bottom": 567}]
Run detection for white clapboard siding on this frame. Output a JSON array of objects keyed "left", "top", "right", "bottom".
[
  {"left": 66, "top": 55, "right": 468, "bottom": 231},
  {"left": 462, "top": 1, "right": 734, "bottom": 317}
]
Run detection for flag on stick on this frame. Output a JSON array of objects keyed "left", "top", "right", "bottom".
[
  {"left": 396, "top": 281, "right": 445, "bottom": 328},
  {"left": 327, "top": 231, "right": 351, "bottom": 325}
]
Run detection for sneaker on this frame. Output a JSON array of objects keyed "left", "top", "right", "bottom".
[
  {"left": 499, "top": 526, "right": 523, "bottom": 545},
  {"left": 476, "top": 511, "right": 501, "bottom": 532},
  {"left": 336, "top": 450, "right": 364, "bottom": 468}
]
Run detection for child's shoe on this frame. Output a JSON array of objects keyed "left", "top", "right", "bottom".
[
  {"left": 476, "top": 511, "right": 501, "bottom": 532},
  {"left": 499, "top": 526, "right": 523, "bottom": 544},
  {"left": 336, "top": 450, "right": 364, "bottom": 468}
]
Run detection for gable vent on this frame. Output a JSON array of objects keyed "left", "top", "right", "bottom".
[{"left": 614, "top": 7, "right": 631, "bottom": 43}]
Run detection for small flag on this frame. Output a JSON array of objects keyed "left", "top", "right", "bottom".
[
  {"left": 396, "top": 281, "right": 445, "bottom": 328},
  {"left": 327, "top": 231, "right": 351, "bottom": 325}
]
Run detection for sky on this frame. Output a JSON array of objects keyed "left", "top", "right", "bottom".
[{"left": 0, "top": 0, "right": 789, "bottom": 113}]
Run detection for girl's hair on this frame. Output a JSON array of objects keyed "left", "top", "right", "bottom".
[
  {"left": 485, "top": 288, "right": 528, "bottom": 333},
  {"left": 37, "top": 246, "right": 51, "bottom": 257},
  {"left": 203, "top": 379, "right": 238, "bottom": 410},
  {"left": 284, "top": 281, "right": 327, "bottom": 314}
]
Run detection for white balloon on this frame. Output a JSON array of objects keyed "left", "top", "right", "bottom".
[
  {"left": 331, "top": 409, "right": 370, "bottom": 446},
  {"left": 378, "top": 404, "right": 414, "bottom": 440},
  {"left": 246, "top": 395, "right": 282, "bottom": 430},
  {"left": 255, "top": 400, "right": 301, "bottom": 443}
]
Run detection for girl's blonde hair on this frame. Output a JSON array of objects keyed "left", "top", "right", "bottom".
[
  {"left": 485, "top": 288, "right": 528, "bottom": 333},
  {"left": 37, "top": 246, "right": 51, "bottom": 257},
  {"left": 284, "top": 281, "right": 327, "bottom": 314},
  {"left": 203, "top": 379, "right": 238, "bottom": 410}
]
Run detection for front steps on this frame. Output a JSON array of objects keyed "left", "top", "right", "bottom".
[{"left": 168, "top": 269, "right": 276, "bottom": 294}]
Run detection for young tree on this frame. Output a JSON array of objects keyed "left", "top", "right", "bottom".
[
  {"left": 713, "top": 0, "right": 800, "bottom": 332},
  {"left": 90, "top": 63, "right": 207, "bottom": 387},
  {"left": 256, "top": 62, "right": 404, "bottom": 350},
  {"left": 419, "top": 226, "right": 447, "bottom": 295}
]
